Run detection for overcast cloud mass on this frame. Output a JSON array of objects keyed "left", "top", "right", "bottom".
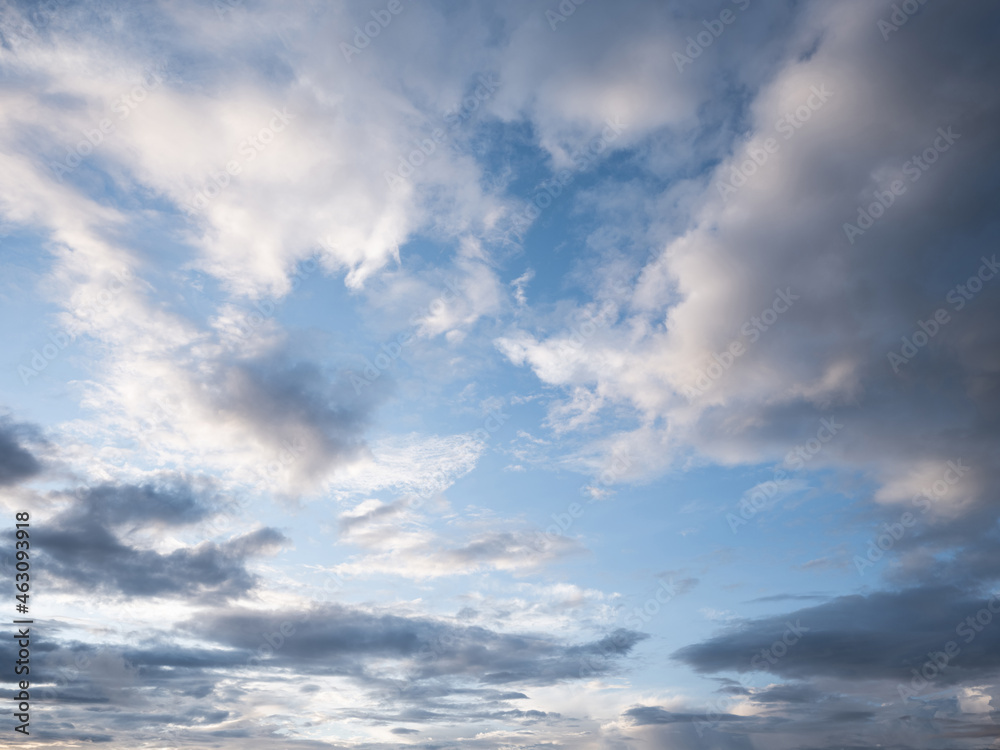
[{"left": 1, "top": 0, "right": 999, "bottom": 747}]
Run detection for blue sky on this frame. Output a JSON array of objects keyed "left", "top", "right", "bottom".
[{"left": 2, "top": 0, "right": 1000, "bottom": 747}]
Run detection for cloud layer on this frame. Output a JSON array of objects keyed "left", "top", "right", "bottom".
[{"left": 1, "top": 0, "right": 999, "bottom": 748}]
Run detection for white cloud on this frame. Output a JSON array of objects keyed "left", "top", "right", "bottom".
[{"left": 497, "top": 1, "right": 1000, "bottom": 528}]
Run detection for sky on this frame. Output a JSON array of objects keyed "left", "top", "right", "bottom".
[{"left": 1, "top": 0, "right": 1000, "bottom": 747}]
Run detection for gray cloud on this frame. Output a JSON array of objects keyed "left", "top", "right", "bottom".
[
  {"left": 59, "top": 480, "right": 214, "bottom": 528},
  {"left": 673, "top": 586, "right": 1000, "bottom": 685},
  {"left": 37, "top": 525, "right": 287, "bottom": 599},
  {"left": 206, "top": 356, "right": 380, "bottom": 485},
  {"left": 499, "top": 0, "right": 1000, "bottom": 552},
  {"left": 0, "top": 603, "right": 648, "bottom": 744},
  {"left": 3, "top": 1, "right": 1000, "bottom": 748},
  {"left": 183, "top": 605, "right": 647, "bottom": 688},
  {"left": 0, "top": 416, "right": 42, "bottom": 485},
  {"left": 33, "top": 479, "right": 286, "bottom": 599},
  {"left": 623, "top": 706, "right": 746, "bottom": 725}
]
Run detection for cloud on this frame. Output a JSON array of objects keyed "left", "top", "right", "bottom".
[
  {"left": 0, "top": 0, "right": 516, "bottom": 299},
  {"left": 496, "top": 0, "right": 1000, "bottom": 545},
  {"left": 328, "top": 432, "right": 486, "bottom": 500},
  {"left": 623, "top": 705, "right": 746, "bottom": 725},
  {"left": 185, "top": 603, "right": 648, "bottom": 689},
  {"left": 333, "top": 494, "right": 586, "bottom": 580},
  {"left": 60, "top": 480, "right": 214, "bottom": 528},
  {"left": 64, "top": 315, "right": 386, "bottom": 494},
  {"left": 2, "top": 1, "right": 999, "bottom": 748},
  {"left": 673, "top": 586, "right": 1000, "bottom": 686},
  {"left": 0, "top": 416, "right": 42, "bottom": 485},
  {"left": 38, "top": 524, "right": 287, "bottom": 599},
  {"left": 196, "top": 356, "right": 377, "bottom": 487},
  {"left": 334, "top": 526, "right": 585, "bottom": 580},
  {"left": 0, "top": 600, "right": 649, "bottom": 741},
  {"left": 34, "top": 480, "right": 287, "bottom": 599}
]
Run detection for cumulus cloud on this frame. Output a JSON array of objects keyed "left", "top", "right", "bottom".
[{"left": 498, "top": 0, "right": 1000, "bottom": 535}]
